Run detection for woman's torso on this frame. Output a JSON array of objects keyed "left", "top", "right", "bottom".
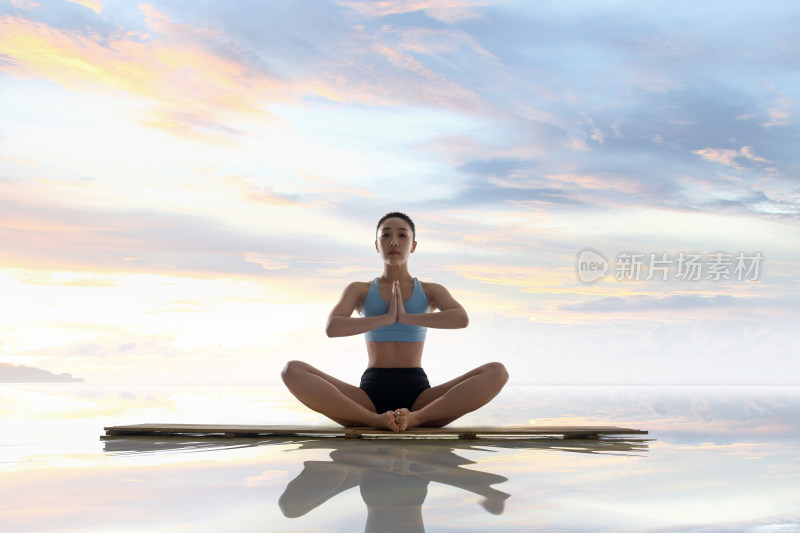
[{"left": 355, "top": 277, "right": 428, "bottom": 368}]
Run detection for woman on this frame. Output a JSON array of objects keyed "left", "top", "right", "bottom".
[{"left": 282, "top": 212, "right": 508, "bottom": 432}]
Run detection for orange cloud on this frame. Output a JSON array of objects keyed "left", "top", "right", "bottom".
[
  {"left": 370, "top": 40, "right": 480, "bottom": 108},
  {"left": 2, "top": 5, "right": 500, "bottom": 126},
  {"left": 544, "top": 172, "right": 643, "bottom": 195},
  {"left": 244, "top": 252, "right": 289, "bottom": 271},
  {"left": 445, "top": 263, "right": 573, "bottom": 292},
  {"left": 0, "top": 9, "right": 281, "bottom": 137},
  {"left": 66, "top": 0, "right": 102, "bottom": 14},
  {"left": 224, "top": 176, "right": 306, "bottom": 206}
]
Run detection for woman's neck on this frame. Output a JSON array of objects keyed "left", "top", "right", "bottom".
[{"left": 380, "top": 264, "right": 412, "bottom": 282}]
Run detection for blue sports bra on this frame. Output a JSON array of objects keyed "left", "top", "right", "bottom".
[{"left": 359, "top": 277, "right": 429, "bottom": 342}]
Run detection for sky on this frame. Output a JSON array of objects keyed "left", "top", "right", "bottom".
[{"left": 1, "top": 0, "right": 798, "bottom": 385}]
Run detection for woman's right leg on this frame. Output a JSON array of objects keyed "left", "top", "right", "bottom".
[{"left": 281, "top": 360, "right": 399, "bottom": 430}]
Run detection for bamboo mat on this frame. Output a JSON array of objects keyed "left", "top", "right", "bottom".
[{"left": 103, "top": 423, "right": 648, "bottom": 440}]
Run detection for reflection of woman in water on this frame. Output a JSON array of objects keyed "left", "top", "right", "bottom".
[
  {"left": 279, "top": 442, "right": 510, "bottom": 533},
  {"left": 282, "top": 211, "right": 508, "bottom": 432}
]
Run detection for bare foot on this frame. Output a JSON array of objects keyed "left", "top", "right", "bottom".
[
  {"left": 371, "top": 411, "right": 400, "bottom": 432},
  {"left": 393, "top": 408, "right": 421, "bottom": 432}
]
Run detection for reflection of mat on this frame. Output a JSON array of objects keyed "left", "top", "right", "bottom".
[{"left": 103, "top": 424, "right": 647, "bottom": 440}]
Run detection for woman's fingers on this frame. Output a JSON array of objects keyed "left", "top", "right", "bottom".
[
  {"left": 388, "top": 280, "right": 405, "bottom": 323},
  {"left": 394, "top": 281, "right": 406, "bottom": 318},
  {"left": 388, "top": 281, "right": 398, "bottom": 319}
]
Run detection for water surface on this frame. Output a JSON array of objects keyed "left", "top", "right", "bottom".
[{"left": 2, "top": 385, "right": 799, "bottom": 532}]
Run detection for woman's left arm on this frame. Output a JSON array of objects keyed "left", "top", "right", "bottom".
[{"left": 395, "top": 281, "right": 469, "bottom": 329}]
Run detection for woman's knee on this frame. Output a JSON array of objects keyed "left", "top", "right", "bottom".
[
  {"left": 281, "top": 360, "right": 309, "bottom": 384},
  {"left": 482, "top": 362, "right": 509, "bottom": 387}
]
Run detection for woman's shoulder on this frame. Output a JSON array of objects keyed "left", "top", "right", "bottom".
[
  {"left": 344, "top": 279, "right": 373, "bottom": 291},
  {"left": 341, "top": 279, "right": 374, "bottom": 298},
  {"left": 418, "top": 279, "right": 446, "bottom": 291},
  {"left": 335, "top": 280, "right": 373, "bottom": 311},
  {"left": 418, "top": 280, "right": 449, "bottom": 304}
]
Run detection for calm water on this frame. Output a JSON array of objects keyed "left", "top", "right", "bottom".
[{"left": 2, "top": 384, "right": 799, "bottom": 532}]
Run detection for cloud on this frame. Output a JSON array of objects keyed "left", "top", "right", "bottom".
[
  {"left": 447, "top": 158, "right": 588, "bottom": 208},
  {"left": 2, "top": 1, "right": 799, "bottom": 386},
  {"left": 557, "top": 294, "right": 800, "bottom": 325},
  {"left": 224, "top": 177, "right": 306, "bottom": 206},
  {"left": 65, "top": 0, "right": 102, "bottom": 14},
  {"left": 762, "top": 94, "right": 793, "bottom": 128},
  {"left": 244, "top": 252, "right": 288, "bottom": 271},
  {"left": 0, "top": 185, "right": 379, "bottom": 278},
  {"left": 0, "top": 2, "right": 501, "bottom": 135},
  {"left": 0, "top": 191, "right": 261, "bottom": 273},
  {"left": 562, "top": 294, "right": 739, "bottom": 313},
  {"left": 693, "top": 146, "right": 775, "bottom": 169},
  {"left": 15, "top": 271, "right": 120, "bottom": 287},
  {"left": 443, "top": 263, "right": 571, "bottom": 292},
  {"left": 705, "top": 190, "right": 800, "bottom": 218},
  {"left": 330, "top": 29, "right": 486, "bottom": 112},
  {"left": 0, "top": 9, "right": 282, "bottom": 138},
  {"left": 339, "top": 0, "right": 490, "bottom": 22}
]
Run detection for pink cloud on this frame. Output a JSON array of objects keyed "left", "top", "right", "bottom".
[
  {"left": 693, "top": 146, "right": 774, "bottom": 169},
  {"left": 0, "top": 10, "right": 282, "bottom": 138},
  {"left": 339, "top": 0, "right": 490, "bottom": 22}
]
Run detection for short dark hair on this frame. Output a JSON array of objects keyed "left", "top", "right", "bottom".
[{"left": 376, "top": 211, "right": 416, "bottom": 240}]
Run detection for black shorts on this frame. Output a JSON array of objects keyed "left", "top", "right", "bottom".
[{"left": 359, "top": 367, "right": 431, "bottom": 414}]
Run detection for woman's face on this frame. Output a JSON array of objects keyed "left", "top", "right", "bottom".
[{"left": 375, "top": 217, "right": 416, "bottom": 262}]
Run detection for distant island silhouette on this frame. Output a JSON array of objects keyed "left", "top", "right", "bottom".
[{"left": 0, "top": 363, "right": 84, "bottom": 383}]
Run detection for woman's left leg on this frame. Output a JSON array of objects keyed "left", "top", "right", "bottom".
[
  {"left": 395, "top": 362, "right": 509, "bottom": 430},
  {"left": 281, "top": 360, "right": 399, "bottom": 430}
]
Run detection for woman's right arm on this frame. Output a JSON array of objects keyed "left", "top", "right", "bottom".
[{"left": 325, "top": 282, "right": 395, "bottom": 338}]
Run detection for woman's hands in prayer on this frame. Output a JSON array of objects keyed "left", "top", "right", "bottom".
[{"left": 389, "top": 280, "right": 407, "bottom": 324}]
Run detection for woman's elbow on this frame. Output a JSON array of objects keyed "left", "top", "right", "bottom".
[
  {"left": 325, "top": 326, "right": 342, "bottom": 338},
  {"left": 325, "top": 318, "right": 348, "bottom": 338}
]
